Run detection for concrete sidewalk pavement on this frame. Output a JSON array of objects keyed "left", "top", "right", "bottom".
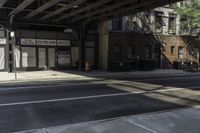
[
  {"left": 18, "top": 106, "right": 200, "bottom": 133},
  {"left": 0, "top": 69, "right": 189, "bottom": 82}
]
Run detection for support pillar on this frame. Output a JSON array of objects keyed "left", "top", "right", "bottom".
[
  {"left": 79, "top": 24, "right": 87, "bottom": 71},
  {"left": 98, "top": 21, "right": 109, "bottom": 70},
  {"left": 7, "top": 15, "right": 15, "bottom": 73}
]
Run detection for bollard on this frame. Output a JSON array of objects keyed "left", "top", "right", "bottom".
[{"left": 85, "top": 61, "right": 91, "bottom": 72}]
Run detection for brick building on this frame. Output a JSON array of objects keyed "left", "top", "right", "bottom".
[{"left": 99, "top": 1, "right": 200, "bottom": 71}]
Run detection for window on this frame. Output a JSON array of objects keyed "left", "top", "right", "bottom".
[
  {"left": 112, "top": 18, "right": 122, "bottom": 31},
  {"left": 171, "top": 46, "right": 175, "bottom": 55},
  {"left": 21, "top": 47, "right": 36, "bottom": 67},
  {"left": 113, "top": 44, "right": 121, "bottom": 60},
  {"left": 178, "top": 46, "right": 184, "bottom": 59},
  {"left": 169, "top": 16, "right": 176, "bottom": 34},
  {"left": 145, "top": 45, "right": 152, "bottom": 59},
  {"left": 169, "top": 3, "right": 177, "bottom": 8},
  {"left": 180, "top": 17, "right": 189, "bottom": 34},
  {"left": 155, "top": 11, "right": 165, "bottom": 33},
  {"left": 127, "top": 45, "right": 134, "bottom": 60}
]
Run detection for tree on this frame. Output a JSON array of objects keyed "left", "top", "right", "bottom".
[{"left": 176, "top": 0, "right": 200, "bottom": 33}]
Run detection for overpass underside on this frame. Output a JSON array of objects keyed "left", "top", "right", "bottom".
[
  {"left": 0, "top": 0, "right": 182, "bottom": 28},
  {"left": 0, "top": 0, "right": 183, "bottom": 72}
]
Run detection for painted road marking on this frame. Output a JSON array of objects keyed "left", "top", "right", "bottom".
[
  {"left": 0, "top": 87, "right": 191, "bottom": 107},
  {"left": 127, "top": 119, "right": 158, "bottom": 133}
]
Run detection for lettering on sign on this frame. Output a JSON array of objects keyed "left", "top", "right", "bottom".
[
  {"left": 58, "top": 40, "right": 70, "bottom": 46},
  {"left": 37, "top": 39, "right": 56, "bottom": 46},
  {"left": 21, "top": 38, "right": 36, "bottom": 45},
  {"left": 0, "top": 38, "right": 6, "bottom": 45}
]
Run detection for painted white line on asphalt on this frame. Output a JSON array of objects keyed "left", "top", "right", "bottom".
[
  {"left": 135, "top": 76, "right": 200, "bottom": 82},
  {"left": 0, "top": 92, "right": 134, "bottom": 107},
  {"left": 0, "top": 87, "right": 187, "bottom": 107},
  {"left": 128, "top": 120, "right": 158, "bottom": 133}
]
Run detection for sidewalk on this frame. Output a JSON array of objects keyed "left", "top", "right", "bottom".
[
  {"left": 0, "top": 69, "right": 190, "bottom": 82},
  {"left": 18, "top": 106, "right": 200, "bottom": 133}
]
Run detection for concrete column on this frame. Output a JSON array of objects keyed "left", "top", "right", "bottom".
[
  {"left": 79, "top": 25, "right": 86, "bottom": 71},
  {"left": 98, "top": 21, "right": 109, "bottom": 70}
]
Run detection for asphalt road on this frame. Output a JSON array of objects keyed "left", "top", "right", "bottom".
[{"left": 0, "top": 73, "right": 200, "bottom": 132}]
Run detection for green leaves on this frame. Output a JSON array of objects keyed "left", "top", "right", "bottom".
[{"left": 176, "top": 0, "right": 200, "bottom": 29}]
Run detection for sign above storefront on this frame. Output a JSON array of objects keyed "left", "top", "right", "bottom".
[
  {"left": 37, "top": 39, "right": 56, "bottom": 46},
  {"left": 58, "top": 40, "right": 70, "bottom": 46},
  {"left": 21, "top": 38, "right": 36, "bottom": 45},
  {"left": 0, "top": 38, "right": 6, "bottom": 45},
  {"left": 20, "top": 38, "right": 70, "bottom": 46}
]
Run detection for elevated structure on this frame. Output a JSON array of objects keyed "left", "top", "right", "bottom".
[
  {"left": 0, "top": 0, "right": 184, "bottom": 72},
  {"left": 0, "top": 0, "right": 183, "bottom": 28}
]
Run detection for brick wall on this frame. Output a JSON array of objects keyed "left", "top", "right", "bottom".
[
  {"left": 108, "top": 32, "right": 199, "bottom": 69},
  {"left": 161, "top": 35, "right": 199, "bottom": 64}
]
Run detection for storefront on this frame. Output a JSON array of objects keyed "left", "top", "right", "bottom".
[
  {"left": 13, "top": 30, "right": 97, "bottom": 71},
  {"left": 14, "top": 30, "right": 72, "bottom": 71}
]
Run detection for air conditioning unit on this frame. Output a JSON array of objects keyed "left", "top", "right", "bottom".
[{"left": 169, "top": 29, "right": 176, "bottom": 34}]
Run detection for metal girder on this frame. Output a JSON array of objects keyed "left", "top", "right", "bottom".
[
  {"left": 0, "top": 20, "right": 68, "bottom": 27},
  {"left": 25, "top": 0, "right": 61, "bottom": 19},
  {"left": 55, "top": 0, "right": 112, "bottom": 22},
  {"left": 0, "top": 0, "right": 8, "bottom": 7},
  {"left": 85, "top": 0, "right": 182, "bottom": 24},
  {"left": 69, "top": 0, "right": 138, "bottom": 23},
  {"left": 9, "top": 0, "right": 35, "bottom": 16},
  {"left": 40, "top": 0, "right": 87, "bottom": 21}
]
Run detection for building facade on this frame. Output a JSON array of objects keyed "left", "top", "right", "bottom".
[
  {"left": 0, "top": 29, "right": 98, "bottom": 72},
  {"left": 99, "top": 1, "right": 200, "bottom": 71}
]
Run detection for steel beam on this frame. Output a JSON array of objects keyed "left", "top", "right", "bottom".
[
  {"left": 55, "top": 0, "right": 112, "bottom": 22},
  {"left": 85, "top": 0, "right": 182, "bottom": 24},
  {"left": 9, "top": 0, "right": 35, "bottom": 16},
  {"left": 40, "top": 0, "right": 87, "bottom": 21},
  {"left": 69, "top": 0, "right": 138, "bottom": 23},
  {"left": 24, "top": 0, "right": 61, "bottom": 19},
  {"left": 0, "top": 0, "right": 8, "bottom": 7}
]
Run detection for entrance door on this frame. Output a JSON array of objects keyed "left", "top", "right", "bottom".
[
  {"left": 38, "top": 48, "right": 46, "bottom": 69},
  {"left": 48, "top": 48, "right": 56, "bottom": 68}
]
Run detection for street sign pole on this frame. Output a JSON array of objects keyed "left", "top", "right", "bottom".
[{"left": 11, "top": 31, "right": 17, "bottom": 80}]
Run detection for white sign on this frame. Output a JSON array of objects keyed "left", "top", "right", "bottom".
[
  {"left": 10, "top": 32, "right": 15, "bottom": 37},
  {"left": 37, "top": 39, "right": 56, "bottom": 46},
  {"left": 58, "top": 51, "right": 71, "bottom": 66},
  {"left": 58, "top": 40, "right": 70, "bottom": 46},
  {"left": 21, "top": 38, "right": 36, "bottom": 45},
  {"left": 0, "top": 38, "right": 6, "bottom": 45}
]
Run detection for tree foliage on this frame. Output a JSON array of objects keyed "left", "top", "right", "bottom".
[{"left": 176, "top": 0, "right": 200, "bottom": 29}]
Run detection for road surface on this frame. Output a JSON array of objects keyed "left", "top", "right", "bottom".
[{"left": 0, "top": 72, "right": 200, "bottom": 132}]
